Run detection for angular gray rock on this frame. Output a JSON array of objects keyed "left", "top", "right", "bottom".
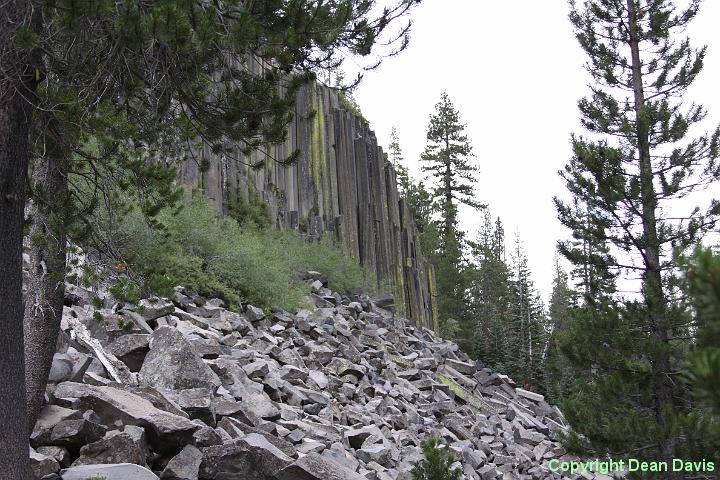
[
  {"left": 53, "top": 382, "right": 199, "bottom": 451},
  {"left": 40, "top": 268, "right": 588, "bottom": 480},
  {"left": 107, "top": 334, "right": 150, "bottom": 372},
  {"left": 36, "top": 446, "right": 72, "bottom": 468},
  {"left": 31, "top": 405, "right": 82, "bottom": 447},
  {"left": 275, "top": 453, "right": 368, "bottom": 480},
  {"left": 60, "top": 463, "right": 159, "bottom": 480},
  {"left": 72, "top": 425, "right": 147, "bottom": 467},
  {"left": 30, "top": 447, "right": 60, "bottom": 480},
  {"left": 198, "top": 434, "right": 293, "bottom": 480},
  {"left": 139, "top": 327, "right": 221, "bottom": 390},
  {"left": 138, "top": 297, "right": 175, "bottom": 321},
  {"left": 161, "top": 444, "right": 202, "bottom": 480},
  {"left": 50, "top": 418, "right": 106, "bottom": 449}
]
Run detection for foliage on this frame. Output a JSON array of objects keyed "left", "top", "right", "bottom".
[
  {"left": 682, "top": 247, "right": 720, "bottom": 413},
  {"left": 505, "top": 236, "right": 548, "bottom": 391},
  {"left": 467, "top": 213, "right": 549, "bottom": 391},
  {"left": 94, "top": 192, "right": 374, "bottom": 311},
  {"left": 420, "top": 92, "right": 482, "bottom": 214},
  {"left": 439, "top": 317, "right": 461, "bottom": 339},
  {"left": 326, "top": 68, "right": 367, "bottom": 121},
  {"left": 418, "top": 92, "right": 481, "bottom": 342},
  {"left": 388, "top": 126, "right": 410, "bottom": 194},
  {"left": 227, "top": 190, "right": 272, "bottom": 229},
  {"left": 411, "top": 437, "right": 462, "bottom": 480},
  {"left": 554, "top": 0, "right": 720, "bottom": 465},
  {"left": 542, "top": 257, "right": 576, "bottom": 404},
  {"left": 339, "top": 90, "right": 367, "bottom": 122}
]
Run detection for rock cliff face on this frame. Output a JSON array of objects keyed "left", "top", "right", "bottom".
[
  {"left": 178, "top": 82, "right": 437, "bottom": 331},
  {"left": 29, "top": 275, "right": 596, "bottom": 480}
]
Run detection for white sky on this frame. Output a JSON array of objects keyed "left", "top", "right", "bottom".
[{"left": 352, "top": 0, "right": 720, "bottom": 302}]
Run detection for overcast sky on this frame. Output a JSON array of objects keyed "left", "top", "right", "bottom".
[{"left": 352, "top": 0, "right": 720, "bottom": 302}]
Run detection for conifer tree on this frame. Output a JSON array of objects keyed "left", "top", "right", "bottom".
[
  {"left": 676, "top": 246, "right": 720, "bottom": 460},
  {"left": 555, "top": 0, "right": 720, "bottom": 465},
  {"left": 421, "top": 91, "right": 481, "bottom": 233},
  {"left": 507, "top": 236, "right": 548, "bottom": 390},
  {"left": 420, "top": 91, "right": 481, "bottom": 342},
  {"left": 411, "top": 437, "right": 462, "bottom": 480},
  {"left": 470, "top": 212, "right": 513, "bottom": 370},
  {"left": 543, "top": 256, "right": 576, "bottom": 404},
  {"left": 683, "top": 247, "right": 720, "bottom": 415},
  {"left": 0, "top": 2, "right": 40, "bottom": 475},
  {"left": 388, "top": 126, "right": 411, "bottom": 194}
]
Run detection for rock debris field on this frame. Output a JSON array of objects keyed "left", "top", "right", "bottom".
[{"left": 29, "top": 272, "right": 602, "bottom": 480}]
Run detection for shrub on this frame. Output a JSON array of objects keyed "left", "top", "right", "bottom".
[
  {"left": 96, "top": 190, "right": 375, "bottom": 310},
  {"left": 411, "top": 437, "right": 462, "bottom": 480},
  {"left": 227, "top": 190, "right": 272, "bottom": 229}
]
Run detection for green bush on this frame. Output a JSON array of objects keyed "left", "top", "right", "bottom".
[
  {"left": 99, "top": 191, "right": 374, "bottom": 311},
  {"left": 227, "top": 190, "right": 272, "bottom": 229},
  {"left": 411, "top": 437, "right": 462, "bottom": 480}
]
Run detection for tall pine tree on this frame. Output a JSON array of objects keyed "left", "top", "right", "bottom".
[
  {"left": 507, "top": 235, "right": 548, "bottom": 391},
  {"left": 388, "top": 126, "right": 411, "bottom": 194},
  {"left": 470, "top": 212, "right": 513, "bottom": 369},
  {"left": 543, "top": 256, "right": 576, "bottom": 404},
  {"left": 555, "top": 0, "right": 720, "bottom": 466},
  {"left": 420, "top": 91, "right": 481, "bottom": 343}
]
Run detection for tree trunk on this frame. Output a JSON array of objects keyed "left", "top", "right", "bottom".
[
  {"left": 0, "top": 84, "right": 33, "bottom": 480},
  {"left": 0, "top": 2, "right": 39, "bottom": 475},
  {"left": 626, "top": 0, "right": 675, "bottom": 464},
  {"left": 23, "top": 150, "right": 69, "bottom": 432}
]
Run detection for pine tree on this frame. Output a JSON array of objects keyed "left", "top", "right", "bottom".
[
  {"left": 677, "top": 246, "right": 720, "bottom": 461},
  {"left": 683, "top": 247, "right": 720, "bottom": 414},
  {"left": 507, "top": 236, "right": 547, "bottom": 391},
  {"left": 543, "top": 256, "right": 576, "bottom": 404},
  {"left": 420, "top": 91, "right": 482, "bottom": 233},
  {"left": 0, "top": 2, "right": 44, "bottom": 475},
  {"left": 420, "top": 91, "right": 481, "bottom": 343},
  {"left": 555, "top": 0, "right": 720, "bottom": 465},
  {"left": 388, "top": 126, "right": 411, "bottom": 194},
  {"left": 470, "top": 212, "right": 513, "bottom": 371},
  {"left": 411, "top": 437, "right": 462, "bottom": 480}
]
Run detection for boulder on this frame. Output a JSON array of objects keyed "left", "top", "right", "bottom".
[
  {"left": 48, "top": 354, "right": 74, "bottom": 383},
  {"left": 53, "top": 382, "right": 199, "bottom": 451},
  {"left": 72, "top": 425, "right": 147, "bottom": 467},
  {"left": 30, "top": 447, "right": 60, "bottom": 480},
  {"left": 50, "top": 418, "right": 106, "bottom": 450},
  {"left": 31, "top": 405, "right": 82, "bottom": 447},
  {"left": 199, "top": 434, "right": 293, "bottom": 480},
  {"left": 138, "top": 327, "right": 221, "bottom": 391},
  {"left": 161, "top": 444, "right": 202, "bottom": 480},
  {"left": 173, "top": 388, "right": 216, "bottom": 426},
  {"left": 246, "top": 305, "right": 265, "bottom": 322},
  {"left": 356, "top": 444, "right": 392, "bottom": 467},
  {"left": 242, "top": 391, "right": 280, "bottom": 420},
  {"left": 275, "top": 453, "right": 367, "bottom": 480},
  {"left": 138, "top": 297, "right": 175, "bottom": 321},
  {"left": 107, "top": 334, "right": 150, "bottom": 372},
  {"left": 37, "top": 446, "right": 72, "bottom": 468},
  {"left": 60, "top": 463, "right": 159, "bottom": 480}
]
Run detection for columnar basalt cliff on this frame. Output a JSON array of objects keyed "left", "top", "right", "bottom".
[{"left": 179, "top": 82, "right": 438, "bottom": 332}]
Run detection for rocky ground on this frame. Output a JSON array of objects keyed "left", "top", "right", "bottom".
[{"left": 28, "top": 271, "right": 602, "bottom": 480}]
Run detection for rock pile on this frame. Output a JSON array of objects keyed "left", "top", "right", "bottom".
[{"left": 29, "top": 274, "right": 594, "bottom": 480}]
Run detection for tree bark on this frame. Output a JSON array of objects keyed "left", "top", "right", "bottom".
[
  {"left": 23, "top": 149, "right": 69, "bottom": 432},
  {"left": 626, "top": 0, "right": 675, "bottom": 465},
  {"left": 0, "top": 2, "right": 39, "bottom": 475}
]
